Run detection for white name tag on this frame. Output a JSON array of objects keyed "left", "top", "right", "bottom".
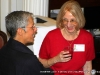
[{"left": 74, "top": 44, "right": 85, "bottom": 52}]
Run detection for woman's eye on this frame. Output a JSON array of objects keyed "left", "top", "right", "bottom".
[{"left": 71, "top": 19, "right": 74, "bottom": 22}]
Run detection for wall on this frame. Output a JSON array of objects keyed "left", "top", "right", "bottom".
[
  {"left": 0, "top": 0, "right": 9, "bottom": 34},
  {"left": 0, "top": 0, "right": 48, "bottom": 34},
  {"left": 0, "top": 0, "right": 23, "bottom": 34}
]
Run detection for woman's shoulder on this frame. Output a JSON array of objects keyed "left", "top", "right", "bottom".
[
  {"left": 80, "top": 29, "right": 93, "bottom": 37},
  {"left": 47, "top": 28, "right": 60, "bottom": 36},
  {"left": 48, "top": 28, "right": 60, "bottom": 33}
]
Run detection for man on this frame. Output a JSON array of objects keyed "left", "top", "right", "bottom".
[{"left": 0, "top": 11, "right": 53, "bottom": 75}]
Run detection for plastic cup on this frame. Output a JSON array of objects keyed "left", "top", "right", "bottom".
[{"left": 63, "top": 46, "right": 73, "bottom": 58}]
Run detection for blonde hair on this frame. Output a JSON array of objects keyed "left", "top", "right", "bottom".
[{"left": 56, "top": 0, "right": 85, "bottom": 29}]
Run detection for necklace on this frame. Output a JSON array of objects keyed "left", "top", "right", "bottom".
[
  {"left": 63, "top": 28, "right": 78, "bottom": 48},
  {"left": 67, "top": 40, "right": 74, "bottom": 48}
]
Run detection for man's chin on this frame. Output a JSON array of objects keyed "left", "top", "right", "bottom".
[{"left": 26, "top": 41, "right": 34, "bottom": 46}]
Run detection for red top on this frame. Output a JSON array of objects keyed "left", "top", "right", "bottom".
[{"left": 39, "top": 28, "right": 95, "bottom": 75}]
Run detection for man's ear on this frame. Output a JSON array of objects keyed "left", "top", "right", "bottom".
[{"left": 17, "top": 28, "right": 24, "bottom": 36}]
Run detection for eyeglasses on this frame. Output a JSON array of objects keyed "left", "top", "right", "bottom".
[
  {"left": 26, "top": 25, "right": 36, "bottom": 29},
  {"left": 22, "top": 25, "right": 36, "bottom": 29},
  {"left": 62, "top": 18, "right": 77, "bottom": 25}
]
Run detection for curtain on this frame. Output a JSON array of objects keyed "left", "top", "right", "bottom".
[{"left": 23, "top": 0, "right": 49, "bottom": 17}]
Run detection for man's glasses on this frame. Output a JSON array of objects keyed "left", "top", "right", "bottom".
[
  {"left": 22, "top": 25, "right": 36, "bottom": 29},
  {"left": 62, "top": 18, "right": 77, "bottom": 25}
]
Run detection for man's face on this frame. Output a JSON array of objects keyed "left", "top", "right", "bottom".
[{"left": 23, "top": 17, "right": 37, "bottom": 44}]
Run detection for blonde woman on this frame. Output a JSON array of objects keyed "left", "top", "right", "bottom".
[{"left": 39, "top": 1, "right": 95, "bottom": 75}]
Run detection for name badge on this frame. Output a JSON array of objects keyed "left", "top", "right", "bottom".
[{"left": 74, "top": 44, "right": 85, "bottom": 52}]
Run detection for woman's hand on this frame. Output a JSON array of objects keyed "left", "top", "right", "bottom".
[
  {"left": 39, "top": 51, "right": 72, "bottom": 68},
  {"left": 53, "top": 50, "right": 72, "bottom": 63}
]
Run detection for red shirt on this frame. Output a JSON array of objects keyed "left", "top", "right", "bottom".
[{"left": 39, "top": 28, "right": 95, "bottom": 75}]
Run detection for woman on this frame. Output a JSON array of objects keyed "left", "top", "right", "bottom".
[{"left": 39, "top": 1, "right": 95, "bottom": 75}]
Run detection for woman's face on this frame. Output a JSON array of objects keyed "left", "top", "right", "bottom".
[{"left": 62, "top": 11, "right": 78, "bottom": 33}]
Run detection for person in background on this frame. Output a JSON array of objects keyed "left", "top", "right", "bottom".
[
  {"left": 0, "top": 11, "right": 53, "bottom": 75},
  {"left": 39, "top": 1, "right": 95, "bottom": 75}
]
